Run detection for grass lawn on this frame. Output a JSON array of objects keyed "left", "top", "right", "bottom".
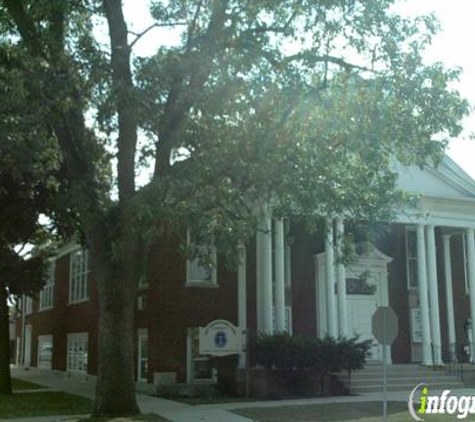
[
  {"left": 11, "top": 377, "right": 46, "bottom": 390},
  {"left": 233, "top": 401, "right": 460, "bottom": 421},
  {"left": 0, "top": 391, "right": 93, "bottom": 418}
]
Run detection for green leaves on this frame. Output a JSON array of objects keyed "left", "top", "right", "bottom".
[
  {"left": 255, "top": 332, "right": 372, "bottom": 372},
  {"left": 1, "top": 0, "right": 470, "bottom": 264}
]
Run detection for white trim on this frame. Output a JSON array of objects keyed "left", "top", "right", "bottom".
[
  {"left": 23, "top": 296, "right": 33, "bottom": 315},
  {"left": 39, "top": 260, "right": 55, "bottom": 311},
  {"left": 55, "top": 242, "right": 81, "bottom": 259},
  {"left": 69, "top": 249, "right": 89, "bottom": 304}
]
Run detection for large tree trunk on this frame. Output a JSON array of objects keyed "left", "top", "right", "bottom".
[
  {"left": 91, "top": 229, "right": 140, "bottom": 416},
  {"left": 0, "top": 278, "right": 12, "bottom": 395}
]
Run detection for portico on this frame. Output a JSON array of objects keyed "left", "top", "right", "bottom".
[{"left": 251, "top": 156, "right": 475, "bottom": 367}]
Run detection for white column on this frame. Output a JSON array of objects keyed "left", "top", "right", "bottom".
[
  {"left": 465, "top": 228, "right": 475, "bottom": 360},
  {"left": 285, "top": 219, "right": 292, "bottom": 334},
  {"left": 274, "top": 218, "right": 286, "bottom": 333},
  {"left": 426, "top": 225, "right": 442, "bottom": 365},
  {"left": 417, "top": 224, "right": 433, "bottom": 366},
  {"left": 325, "top": 218, "right": 337, "bottom": 337},
  {"left": 314, "top": 255, "right": 327, "bottom": 338},
  {"left": 256, "top": 229, "right": 263, "bottom": 332},
  {"left": 257, "top": 205, "right": 273, "bottom": 334},
  {"left": 335, "top": 218, "right": 348, "bottom": 338},
  {"left": 238, "top": 244, "right": 247, "bottom": 368},
  {"left": 443, "top": 235, "right": 456, "bottom": 358}
]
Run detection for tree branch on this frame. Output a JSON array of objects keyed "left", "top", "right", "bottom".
[
  {"left": 153, "top": 0, "right": 230, "bottom": 178},
  {"left": 185, "top": 0, "right": 204, "bottom": 53},
  {"left": 3, "top": 0, "right": 43, "bottom": 56},
  {"left": 103, "top": 0, "right": 137, "bottom": 202},
  {"left": 129, "top": 22, "right": 187, "bottom": 49}
]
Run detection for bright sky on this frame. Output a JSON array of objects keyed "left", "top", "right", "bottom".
[{"left": 123, "top": 0, "right": 475, "bottom": 181}]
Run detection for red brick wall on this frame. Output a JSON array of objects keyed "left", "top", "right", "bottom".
[
  {"left": 147, "top": 233, "right": 239, "bottom": 383},
  {"left": 19, "top": 251, "right": 99, "bottom": 374},
  {"left": 16, "top": 222, "right": 473, "bottom": 380},
  {"left": 290, "top": 223, "right": 322, "bottom": 338}
]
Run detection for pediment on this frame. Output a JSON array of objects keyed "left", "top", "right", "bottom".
[{"left": 394, "top": 155, "right": 475, "bottom": 200}]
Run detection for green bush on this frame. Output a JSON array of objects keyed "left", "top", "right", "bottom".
[{"left": 255, "top": 333, "right": 372, "bottom": 374}]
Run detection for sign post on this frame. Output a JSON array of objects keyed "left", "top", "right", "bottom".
[{"left": 372, "top": 306, "right": 398, "bottom": 422}]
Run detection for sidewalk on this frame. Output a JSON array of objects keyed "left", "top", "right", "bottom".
[{"left": 10, "top": 367, "right": 475, "bottom": 422}]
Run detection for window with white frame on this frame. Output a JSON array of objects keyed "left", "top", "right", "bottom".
[
  {"left": 405, "top": 228, "right": 418, "bottom": 289},
  {"left": 24, "top": 296, "right": 33, "bottom": 315},
  {"left": 186, "top": 230, "right": 217, "bottom": 285},
  {"left": 67, "top": 332, "right": 88, "bottom": 373},
  {"left": 69, "top": 249, "right": 89, "bottom": 303},
  {"left": 187, "top": 328, "right": 216, "bottom": 383},
  {"left": 37, "top": 335, "right": 53, "bottom": 368},
  {"left": 39, "top": 261, "right": 55, "bottom": 311}
]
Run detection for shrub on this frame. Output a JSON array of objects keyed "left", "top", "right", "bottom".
[{"left": 255, "top": 333, "right": 372, "bottom": 374}]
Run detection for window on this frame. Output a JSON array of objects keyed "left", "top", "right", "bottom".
[
  {"left": 405, "top": 228, "right": 418, "bottom": 289},
  {"left": 37, "top": 335, "right": 53, "bottom": 368},
  {"left": 187, "top": 328, "right": 216, "bottom": 383},
  {"left": 24, "top": 296, "right": 33, "bottom": 315},
  {"left": 67, "top": 333, "right": 88, "bottom": 373},
  {"left": 186, "top": 230, "right": 217, "bottom": 286},
  {"left": 137, "top": 275, "right": 148, "bottom": 310},
  {"left": 39, "top": 261, "right": 55, "bottom": 311},
  {"left": 137, "top": 293, "right": 147, "bottom": 311},
  {"left": 69, "top": 249, "right": 89, "bottom": 303},
  {"left": 137, "top": 330, "right": 148, "bottom": 382}
]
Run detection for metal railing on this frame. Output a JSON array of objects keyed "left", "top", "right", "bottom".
[{"left": 432, "top": 342, "right": 475, "bottom": 383}]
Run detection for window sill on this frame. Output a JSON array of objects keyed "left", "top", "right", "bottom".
[{"left": 185, "top": 281, "right": 219, "bottom": 289}]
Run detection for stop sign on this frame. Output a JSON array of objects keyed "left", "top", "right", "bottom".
[{"left": 372, "top": 306, "right": 398, "bottom": 345}]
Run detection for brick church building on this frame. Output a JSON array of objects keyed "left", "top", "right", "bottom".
[{"left": 15, "top": 155, "right": 475, "bottom": 389}]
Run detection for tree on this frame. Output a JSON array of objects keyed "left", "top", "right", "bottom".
[
  {"left": 0, "top": 0, "right": 468, "bottom": 415},
  {"left": 0, "top": 83, "right": 58, "bottom": 394}
]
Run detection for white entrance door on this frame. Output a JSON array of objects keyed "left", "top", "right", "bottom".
[
  {"left": 24, "top": 325, "right": 32, "bottom": 367},
  {"left": 347, "top": 296, "right": 379, "bottom": 360}
]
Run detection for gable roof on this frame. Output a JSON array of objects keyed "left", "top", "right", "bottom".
[{"left": 395, "top": 155, "right": 475, "bottom": 200}]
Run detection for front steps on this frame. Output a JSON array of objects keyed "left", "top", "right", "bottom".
[{"left": 337, "top": 363, "right": 470, "bottom": 394}]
